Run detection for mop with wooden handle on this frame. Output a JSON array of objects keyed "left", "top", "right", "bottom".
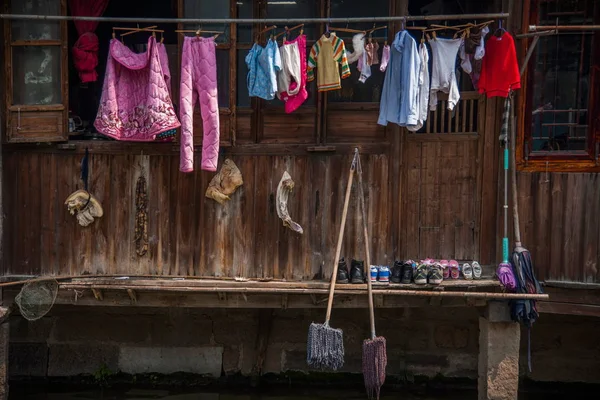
[
  {"left": 356, "top": 151, "right": 387, "bottom": 400},
  {"left": 306, "top": 149, "right": 358, "bottom": 371}
]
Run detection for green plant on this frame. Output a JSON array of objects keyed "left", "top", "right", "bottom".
[{"left": 93, "top": 363, "right": 113, "bottom": 387}]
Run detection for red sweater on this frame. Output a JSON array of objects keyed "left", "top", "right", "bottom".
[{"left": 478, "top": 32, "right": 520, "bottom": 98}]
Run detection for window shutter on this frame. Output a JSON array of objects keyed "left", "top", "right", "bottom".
[{"left": 5, "top": 0, "right": 68, "bottom": 143}]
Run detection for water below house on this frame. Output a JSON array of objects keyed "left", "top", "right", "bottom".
[{"left": 7, "top": 386, "right": 592, "bottom": 400}]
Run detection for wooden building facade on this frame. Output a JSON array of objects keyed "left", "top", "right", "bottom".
[{"left": 1, "top": 0, "right": 599, "bottom": 289}]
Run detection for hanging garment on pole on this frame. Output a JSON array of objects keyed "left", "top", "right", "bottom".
[
  {"left": 459, "top": 26, "right": 489, "bottom": 90},
  {"left": 246, "top": 39, "right": 282, "bottom": 100},
  {"left": 345, "top": 33, "right": 365, "bottom": 64},
  {"left": 365, "top": 40, "right": 380, "bottom": 65},
  {"left": 379, "top": 44, "right": 390, "bottom": 72},
  {"left": 179, "top": 36, "right": 220, "bottom": 173},
  {"left": 428, "top": 37, "right": 462, "bottom": 111},
  {"left": 94, "top": 36, "right": 180, "bottom": 142},
  {"left": 277, "top": 34, "right": 308, "bottom": 113},
  {"left": 407, "top": 42, "right": 430, "bottom": 132},
  {"left": 478, "top": 31, "right": 520, "bottom": 98},
  {"left": 357, "top": 51, "right": 371, "bottom": 83},
  {"left": 307, "top": 33, "right": 351, "bottom": 92},
  {"left": 377, "top": 30, "right": 420, "bottom": 128}
]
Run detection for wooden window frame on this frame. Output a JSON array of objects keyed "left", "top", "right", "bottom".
[
  {"left": 517, "top": 0, "right": 600, "bottom": 172},
  {"left": 3, "top": 0, "right": 69, "bottom": 143}
]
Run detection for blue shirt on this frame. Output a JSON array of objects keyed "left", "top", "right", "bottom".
[
  {"left": 378, "top": 31, "right": 420, "bottom": 127},
  {"left": 246, "top": 39, "right": 282, "bottom": 100}
]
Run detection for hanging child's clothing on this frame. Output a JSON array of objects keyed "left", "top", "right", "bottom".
[
  {"left": 246, "top": 39, "right": 282, "bottom": 100},
  {"left": 277, "top": 34, "right": 308, "bottom": 113},
  {"left": 377, "top": 30, "right": 420, "bottom": 128},
  {"left": 379, "top": 44, "right": 390, "bottom": 72},
  {"left": 307, "top": 33, "right": 351, "bottom": 92},
  {"left": 179, "top": 36, "right": 220, "bottom": 173},
  {"left": 365, "top": 40, "right": 380, "bottom": 65},
  {"left": 459, "top": 26, "right": 489, "bottom": 90},
  {"left": 478, "top": 31, "right": 520, "bottom": 98},
  {"left": 429, "top": 37, "right": 462, "bottom": 111},
  {"left": 94, "top": 36, "right": 180, "bottom": 142},
  {"left": 407, "top": 42, "right": 430, "bottom": 132}
]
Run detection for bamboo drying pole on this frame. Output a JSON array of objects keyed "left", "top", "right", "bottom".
[
  {"left": 0, "top": 13, "right": 509, "bottom": 25},
  {"left": 59, "top": 283, "right": 550, "bottom": 300}
]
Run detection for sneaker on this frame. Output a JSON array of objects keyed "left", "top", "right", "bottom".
[
  {"left": 369, "top": 265, "right": 379, "bottom": 283},
  {"left": 440, "top": 259, "right": 450, "bottom": 279},
  {"left": 472, "top": 261, "right": 482, "bottom": 280},
  {"left": 350, "top": 259, "right": 365, "bottom": 284},
  {"left": 336, "top": 258, "right": 349, "bottom": 284},
  {"left": 401, "top": 261, "right": 414, "bottom": 284},
  {"left": 379, "top": 266, "right": 390, "bottom": 284},
  {"left": 391, "top": 260, "right": 403, "bottom": 283},
  {"left": 428, "top": 262, "right": 444, "bottom": 285},
  {"left": 414, "top": 263, "right": 429, "bottom": 285}
]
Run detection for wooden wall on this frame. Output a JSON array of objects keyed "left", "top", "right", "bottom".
[
  {"left": 2, "top": 149, "right": 397, "bottom": 280},
  {"left": 3, "top": 92, "right": 600, "bottom": 284}
]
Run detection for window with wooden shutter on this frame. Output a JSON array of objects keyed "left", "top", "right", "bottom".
[
  {"left": 4, "top": 0, "right": 68, "bottom": 143},
  {"left": 519, "top": 0, "right": 600, "bottom": 172}
]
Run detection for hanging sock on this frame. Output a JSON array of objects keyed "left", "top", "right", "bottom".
[
  {"left": 379, "top": 44, "right": 390, "bottom": 72},
  {"left": 179, "top": 36, "right": 220, "bottom": 173}
]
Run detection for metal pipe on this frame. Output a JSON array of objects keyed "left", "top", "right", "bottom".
[
  {"left": 0, "top": 12, "right": 509, "bottom": 24},
  {"left": 529, "top": 24, "right": 600, "bottom": 31},
  {"left": 515, "top": 29, "right": 556, "bottom": 39}
]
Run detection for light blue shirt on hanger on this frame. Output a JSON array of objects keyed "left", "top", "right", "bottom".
[
  {"left": 246, "top": 39, "right": 282, "bottom": 100},
  {"left": 378, "top": 30, "right": 420, "bottom": 128}
]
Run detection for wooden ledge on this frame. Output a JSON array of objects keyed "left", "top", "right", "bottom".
[{"left": 1, "top": 276, "right": 549, "bottom": 309}]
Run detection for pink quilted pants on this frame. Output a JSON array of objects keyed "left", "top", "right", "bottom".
[{"left": 180, "top": 37, "right": 220, "bottom": 172}]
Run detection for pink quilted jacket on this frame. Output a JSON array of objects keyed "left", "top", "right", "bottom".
[{"left": 94, "top": 37, "right": 180, "bottom": 141}]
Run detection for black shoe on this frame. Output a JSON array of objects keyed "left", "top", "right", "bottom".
[
  {"left": 336, "top": 258, "right": 349, "bottom": 284},
  {"left": 391, "top": 260, "right": 403, "bottom": 283},
  {"left": 350, "top": 259, "right": 365, "bottom": 284},
  {"left": 401, "top": 260, "right": 414, "bottom": 284}
]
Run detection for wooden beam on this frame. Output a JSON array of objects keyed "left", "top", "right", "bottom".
[
  {"left": 3, "top": 289, "right": 488, "bottom": 309},
  {"left": 537, "top": 301, "right": 600, "bottom": 318}
]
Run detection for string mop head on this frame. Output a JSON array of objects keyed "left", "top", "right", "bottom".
[
  {"left": 362, "top": 336, "right": 387, "bottom": 400},
  {"left": 306, "top": 322, "right": 344, "bottom": 371}
]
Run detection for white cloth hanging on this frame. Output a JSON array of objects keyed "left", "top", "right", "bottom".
[{"left": 429, "top": 37, "right": 462, "bottom": 111}]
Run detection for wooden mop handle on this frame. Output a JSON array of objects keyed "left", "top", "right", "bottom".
[
  {"left": 508, "top": 93, "right": 522, "bottom": 245},
  {"left": 356, "top": 151, "right": 376, "bottom": 339},
  {"left": 324, "top": 151, "right": 358, "bottom": 324}
]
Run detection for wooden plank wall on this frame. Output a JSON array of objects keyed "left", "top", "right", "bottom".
[
  {"left": 2, "top": 151, "right": 395, "bottom": 280},
  {"left": 513, "top": 173, "right": 600, "bottom": 283}
]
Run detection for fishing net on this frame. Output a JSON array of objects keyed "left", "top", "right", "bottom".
[{"left": 15, "top": 279, "right": 59, "bottom": 321}]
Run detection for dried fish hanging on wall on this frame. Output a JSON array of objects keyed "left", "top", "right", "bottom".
[
  {"left": 276, "top": 171, "right": 303, "bottom": 234},
  {"left": 135, "top": 174, "right": 148, "bottom": 256},
  {"left": 205, "top": 159, "right": 244, "bottom": 204},
  {"left": 65, "top": 148, "right": 104, "bottom": 227}
]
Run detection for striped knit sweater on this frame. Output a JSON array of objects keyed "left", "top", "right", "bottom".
[{"left": 307, "top": 33, "right": 351, "bottom": 91}]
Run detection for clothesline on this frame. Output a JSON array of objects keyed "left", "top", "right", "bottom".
[{"left": 0, "top": 13, "right": 509, "bottom": 25}]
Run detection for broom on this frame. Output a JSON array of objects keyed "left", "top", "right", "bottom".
[
  {"left": 508, "top": 91, "right": 543, "bottom": 372},
  {"left": 496, "top": 96, "right": 514, "bottom": 289},
  {"left": 306, "top": 150, "right": 358, "bottom": 371},
  {"left": 356, "top": 150, "right": 386, "bottom": 400}
]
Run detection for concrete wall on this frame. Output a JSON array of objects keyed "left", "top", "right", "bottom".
[{"left": 8, "top": 306, "right": 600, "bottom": 384}]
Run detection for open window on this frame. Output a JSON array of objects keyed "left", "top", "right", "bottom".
[
  {"left": 519, "top": 0, "right": 600, "bottom": 171},
  {"left": 4, "top": 0, "right": 68, "bottom": 143}
]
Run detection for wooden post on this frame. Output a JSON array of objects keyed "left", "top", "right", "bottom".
[
  {"left": 0, "top": 307, "right": 10, "bottom": 400},
  {"left": 478, "top": 301, "right": 520, "bottom": 400}
]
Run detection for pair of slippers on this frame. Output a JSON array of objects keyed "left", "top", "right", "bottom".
[
  {"left": 462, "top": 261, "right": 482, "bottom": 280},
  {"left": 439, "top": 260, "right": 461, "bottom": 279}
]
